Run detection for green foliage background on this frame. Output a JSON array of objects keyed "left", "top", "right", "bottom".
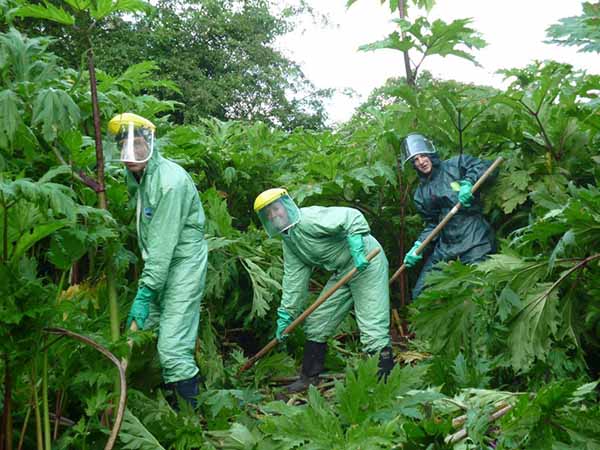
[{"left": 0, "top": 0, "right": 599, "bottom": 448}]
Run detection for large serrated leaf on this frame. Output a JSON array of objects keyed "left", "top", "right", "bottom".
[
  {"left": 0, "top": 89, "right": 21, "bottom": 148},
  {"left": 32, "top": 88, "right": 80, "bottom": 142},
  {"left": 15, "top": 2, "right": 75, "bottom": 25},
  {"left": 508, "top": 282, "right": 560, "bottom": 371},
  {"left": 119, "top": 409, "right": 166, "bottom": 450}
]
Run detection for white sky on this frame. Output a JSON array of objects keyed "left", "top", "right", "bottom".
[{"left": 276, "top": 1, "right": 600, "bottom": 124}]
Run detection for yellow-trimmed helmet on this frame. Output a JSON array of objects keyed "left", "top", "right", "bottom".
[
  {"left": 107, "top": 113, "right": 155, "bottom": 163},
  {"left": 254, "top": 188, "right": 300, "bottom": 237}
]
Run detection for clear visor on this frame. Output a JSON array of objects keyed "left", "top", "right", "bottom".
[
  {"left": 116, "top": 122, "right": 154, "bottom": 163},
  {"left": 401, "top": 134, "right": 436, "bottom": 166},
  {"left": 257, "top": 194, "right": 300, "bottom": 237}
]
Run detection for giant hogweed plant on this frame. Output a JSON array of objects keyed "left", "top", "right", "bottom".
[{"left": 411, "top": 183, "right": 600, "bottom": 387}]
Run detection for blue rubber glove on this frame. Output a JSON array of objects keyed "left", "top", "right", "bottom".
[
  {"left": 347, "top": 234, "right": 369, "bottom": 272},
  {"left": 458, "top": 180, "right": 474, "bottom": 207},
  {"left": 403, "top": 241, "right": 423, "bottom": 268},
  {"left": 275, "top": 307, "right": 293, "bottom": 341},
  {"left": 127, "top": 286, "right": 156, "bottom": 329}
]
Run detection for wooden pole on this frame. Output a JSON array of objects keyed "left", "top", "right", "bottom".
[{"left": 389, "top": 157, "right": 503, "bottom": 284}]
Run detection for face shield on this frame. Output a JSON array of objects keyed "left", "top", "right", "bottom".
[
  {"left": 256, "top": 193, "right": 300, "bottom": 237},
  {"left": 107, "top": 113, "right": 156, "bottom": 164},
  {"left": 401, "top": 133, "right": 437, "bottom": 166},
  {"left": 116, "top": 123, "right": 154, "bottom": 163}
]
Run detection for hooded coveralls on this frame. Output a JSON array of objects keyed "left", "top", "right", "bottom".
[
  {"left": 127, "top": 150, "right": 208, "bottom": 384},
  {"left": 279, "top": 206, "right": 390, "bottom": 353},
  {"left": 412, "top": 154, "right": 495, "bottom": 298}
]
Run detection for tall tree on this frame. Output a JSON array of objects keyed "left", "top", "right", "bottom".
[{"left": 20, "top": 0, "right": 330, "bottom": 129}]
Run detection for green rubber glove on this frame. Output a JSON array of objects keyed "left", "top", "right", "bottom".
[
  {"left": 276, "top": 307, "right": 294, "bottom": 341},
  {"left": 347, "top": 234, "right": 369, "bottom": 272},
  {"left": 403, "top": 241, "right": 423, "bottom": 268},
  {"left": 458, "top": 180, "right": 474, "bottom": 207},
  {"left": 127, "top": 286, "right": 156, "bottom": 329}
]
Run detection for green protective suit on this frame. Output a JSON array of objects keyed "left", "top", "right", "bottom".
[
  {"left": 412, "top": 154, "right": 495, "bottom": 298},
  {"left": 126, "top": 149, "right": 208, "bottom": 384},
  {"left": 279, "top": 206, "right": 390, "bottom": 353}
]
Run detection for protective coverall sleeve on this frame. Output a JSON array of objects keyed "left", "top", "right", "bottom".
[
  {"left": 279, "top": 241, "right": 312, "bottom": 318},
  {"left": 309, "top": 207, "right": 370, "bottom": 238},
  {"left": 414, "top": 192, "right": 440, "bottom": 244},
  {"left": 459, "top": 155, "right": 493, "bottom": 185},
  {"left": 139, "top": 185, "right": 190, "bottom": 292}
]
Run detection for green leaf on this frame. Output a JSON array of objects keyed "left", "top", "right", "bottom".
[
  {"left": 47, "top": 228, "right": 88, "bottom": 270},
  {"left": 359, "top": 31, "right": 413, "bottom": 53},
  {"left": 15, "top": 2, "right": 75, "bottom": 25},
  {"left": 508, "top": 282, "right": 560, "bottom": 371},
  {"left": 90, "top": 0, "right": 148, "bottom": 19},
  {"left": 31, "top": 88, "right": 80, "bottom": 142},
  {"left": 497, "top": 285, "right": 521, "bottom": 321},
  {"left": 38, "top": 165, "right": 72, "bottom": 183},
  {"left": 0, "top": 89, "right": 21, "bottom": 148},
  {"left": 546, "top": 2, "right": 600, "bottom": 53},
  {"left": 240, "top": 257, "right": 281, "bottom": 318},
  {"left": 90, "top": 0, "right": 114, "bottom": 18},
  {"left": 114, "top": 0, "right": 149, "bottom": 13},
  {"left": 119, "top": 409, "right": 166, "bottom": 450},
  {"left": 11, "top": 220, "right": 69, "bottom": 262},
  {"left": 63, "top": 0, "right": 91, "bottom": 11}
]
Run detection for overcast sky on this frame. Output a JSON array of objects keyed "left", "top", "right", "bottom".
[{"left": 276, "top": 1, "right": 600, "bottom": 124}]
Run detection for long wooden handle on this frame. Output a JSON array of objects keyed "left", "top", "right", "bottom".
[
  {"left": 239, "top": 247, "right": 381, "bottom": 373},
  {"left": 389, "top": 156, "right": 503, "bottom": 284}
]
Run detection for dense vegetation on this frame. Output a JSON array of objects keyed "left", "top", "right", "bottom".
[{"left": 1, "top": 0, "right": 599, "bottom": 448}]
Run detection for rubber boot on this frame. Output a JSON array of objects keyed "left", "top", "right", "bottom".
[
  {"left": 164, "top": 374, "right": 200, "bottom": 411},
  {"left": 285, "top": 341, "right": 327, "bottom": 394},
  {"left": 377, "top": 346, "right": 395, "bottom": 381}
]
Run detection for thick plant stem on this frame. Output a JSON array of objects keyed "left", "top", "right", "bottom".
[
  {"left": 87, "top": 35, "right": 122, "bottom": 408},
  {"left": 30, "top": 366, "right": 43, "bottom": 450},
  {"left": 108, "top": 273, "right": 120, "bottom": 343},
  {"left": 1, "top": 194, "right": 7, "bottom": 263},
  {"left": 52, "top": 391, "right": 63, "bottom": 441},
  {"left": 86, "top": 45, "right": 106, "bottom": 210},
  {"left": 42, "top": 350, "right": 50, "bottom": 450},
  {"left": 398, "top": 0, "right": 414, "bottom": 86},
  {"left": 1, "top": 354, "right": 13, "bottom": 450},
  {"left": 16, "top": 404, "right": 31, "bottom": 450}
]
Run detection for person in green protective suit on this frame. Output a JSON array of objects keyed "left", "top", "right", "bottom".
[
  {"left": 108, "top": 113, "right": 208, "bottom": 410},
  {"left": 254, "top": 188, "right": 394, "bottom": 393},
  {"left": 401, "top": 133, "right": 496, "bottom": 299}
]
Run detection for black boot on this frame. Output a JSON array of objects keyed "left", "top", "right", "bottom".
[
  {"left": 377, "top": 346, "right": 395, "bottom": 381},
  {"left": 164, "top": 374, "right": 200, "bottom": 411},
  {"left": 285, "top": 341, "right": 327, "bottom": 394}
]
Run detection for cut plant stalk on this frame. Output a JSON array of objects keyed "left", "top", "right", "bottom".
[
  {"left": 239, "top": 247, "right": 381, "bottom": 372},
  {"left": 445, "top": 403, "right": 513, "bottom": 444},
  {"left": 389, "top": 156, "right": 503, "bottom": 284}
]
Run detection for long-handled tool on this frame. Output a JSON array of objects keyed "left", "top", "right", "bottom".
[
  {"left": 239, "top": 247, "right": 381, "bottom": 372},
  {"left": 389, "top": 156, "right": 503, "bottom": 284}
]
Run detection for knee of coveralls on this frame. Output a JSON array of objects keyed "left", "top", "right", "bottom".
[
  {"left": 350, "top": 236, "right": 391, "bottom": 353},
  {"left": 458, "top": 242, "right": 494, "bottom": 265},
  {"left": 158, "top": 248, "right": 207, "bottom": 384},
  {"left": 304, "top": 278, "right": 354, "bottom": 343}
]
